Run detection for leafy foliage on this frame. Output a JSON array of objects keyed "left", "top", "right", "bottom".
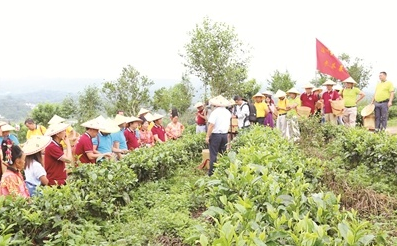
[
  {"left": 182, "top": 16, "right": 250, "bottom": 98},
  {"left": 102, "top": 65, "right": 154, "bottom": 117},
  {"left": 267, "top": 70, "right": 296, "bottom": 93},
  {"left": 339, "top": 53, "right": 372, "bottom": 90},
  {"left": 76, "top": 84, "right": 103, "bottom": 126},
  {"left": 29, "top": 102, "right": 62, "bottom": 127}
]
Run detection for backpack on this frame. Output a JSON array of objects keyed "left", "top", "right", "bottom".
[{"left": 242, "top": 103, "right": 257, "bottom": 124}]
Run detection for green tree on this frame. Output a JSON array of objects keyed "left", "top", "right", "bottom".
[
  {"left": 309, "top": 72, "right": 329, "bottom": 87},
  {"left": 29, "top": 102, "right": 61, "bottom": 127},
  {"left": 339, "top": 53, "right": 372, "bottom": 89},
  {"left": 59, "top": 94, "right": 78, "bottom": 119},
  {"left": 233, "top": 78, "right": 261, "bottom": 102},
  {"left": 102, "top": 65, "right": 154, "bottom": 117},
  {"left": 267, "top": 70, "right": 296, "bottom": 93},
  {"left": 181, "top": 16, "right": 250, "bottom": 98},
  {"left": 77, "top": 85, "right": 103, "bottom": 125},
  {"left": 152, "top": 74, "right": 194, "bottom": 114}
]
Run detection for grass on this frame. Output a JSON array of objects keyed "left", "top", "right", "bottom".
[{"left": 388, "top": 117, "right": 397, "bottom": 127}]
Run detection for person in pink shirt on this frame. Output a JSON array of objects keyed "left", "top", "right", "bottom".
[
  {"left": 0, "top": 145, "right": 30, "bottom": 198},
  {"left": 139, "top": 116, "right": 155, "bottom": 147},
  {"left": 166, "top": 112, "right": 185, "bottom": 140}
]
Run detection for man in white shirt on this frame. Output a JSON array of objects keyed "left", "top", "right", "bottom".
[
  {"left": 233, "top": 96, "right": 250, "bottom": 128},
  {"left": 206, "top": 95, "right": 232, "bottom": 176}
]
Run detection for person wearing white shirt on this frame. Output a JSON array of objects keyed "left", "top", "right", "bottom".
[
  {"left": 233, "top": 96, "right": 250, "bottom": 128},
  {"left": 205, "top": 95, "right": 232, "bottom": 176}
]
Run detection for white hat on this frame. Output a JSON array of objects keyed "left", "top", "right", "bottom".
[
  {"left": 45, "top": 123, "right": 70, "bottom": 136},
  {"left": 302, "top": 83, "right": 315, "bottom": 89},
  {"left": 143, "top": 113, "right": 155, "bottom": 122},
  {"left": 252, "top": 92, "right": 265, "bottom": 99},
  {"left": 274, "top": 90, "right": 287, "bottom": 98},
  {"left": 1, "top": 124, "right": 15, "bottom": 131},
  {"left": 114, "top": 114, "right": 128, "bottom": 126},
  {"left": 101, "top": 119, "right": 120, "bottom": 134},
  {"left": 343, "top": 77, "right": 357, "bottom": 84},
  {"left": 323, "top": 80, "right": 336, "bottom": 86},
  {"left": 95, "top": 115, "right": 106, "bottom": 124},
  {"left": 151, "top": 113, "right": 165, "bottom": 121},
  {"left": 334, "top": 84, "right": 343, "bottom": 91},
  {"left": 22, "top": 135, "right": 52, "bottom": 155},
  {"left": 287, "top": 88, "right": 300, "bottom": 95},
  {"left": 194, "top": 102, "right": 204, "bottom": 108},
  {"left": 81, "top": 119, "right": 104, "bottom": 130},
  {"left": 48, "top": 115, "right": 66, "bottom": 125},
  {"left": 126, "top": 116, "right": 143, "bottom": 123},
  {"left": 209, "top": 95, "right": 230, "bottom": 107},
  {"left": 0, "top": 121, "right": 7, "bottom": 127},
  {"left": 261, "top": 90, "right": 273, "bottom": 96},
  {"left": 313, "top": 87, "right": 323, "bottom": 93},
  {"left": 138, "top": 108, "right": 150, "bottom": 116}
]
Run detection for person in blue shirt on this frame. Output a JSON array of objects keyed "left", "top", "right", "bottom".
[
  {"left": 0, "top": 124, "right": 20, "bottom": 145},
  {"left": 111, "top": 115, "right": 129, "bottom": 160}
]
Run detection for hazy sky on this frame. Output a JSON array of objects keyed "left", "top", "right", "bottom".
[{"left": 1, "top": 0, "right": 396, "bottom": 91}]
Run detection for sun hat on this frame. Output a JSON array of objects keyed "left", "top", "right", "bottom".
[
  {"left": 334, "top": 84, "right": 343, "bottom": 91},
  {"left": 126, "top": 116, "right": 143, "bottom": 123},
  {"left": 114, "top": 114, "right": 128, "bottom": 126},
  {"left": 194, "top": 102, "right": 204, "bottom": 108},
  {"left": 361, "top": 104, "right": 375, "bottom": 117},
  {"left": 143, "top": 112, "right": 155, "bottom": 122},
  {"left": 228, "top": 99, "right": 236, "bottom": 106},
  {"left": 45, "top": 122, "right": 70, "bottom": 136},
  {"left": 95, "top": 115, "right": 106, "bottom": 124},
  {"left": 323, "top": 80, "right": 336, "bottom": 86},
  {"left": 138, "top": 108, "right": 150, "bottom": 116},
  {"left": 252, "top": 92, "right": 265, "bottom": 99},
  {"left": 101, "top": 119, "right": 120, "bottom": 134},
  {"left": 0, "top": 121, "right": 7, "bottom": 127},
  {"left": 48, "top": 115, "right": 66, "bottom": 125},
  {"left": 151, "top": 113, "right": 165, "bottom": 121},
  {"left": 210, "top": 95, "right": 232, "bottom": 107},
  {"left": 302, "top": 83, "right": 315, "bottom": 89},
  {"left": 343, "top": 77, "right": 357, "bottom": 84},
  {"left": 287, "top": 88, "right": 300, "bottom": 95},
  {"left": 274, "top": 90, "right": 287, "bottom": 98},
  {"left": 81, "top": 119, "right": 104, "bottom": 130},
  {"left": 313, "top": 87, "right": 323, "bottom": 93},
  {"left": 22, "top": 135, "right": 52, "bottom": 155},
  {"left": 1, "top": 124, "right": 16, "bottom": 132},
  {"left": 261, "top": 90, "right": 273, "bottom": 96}
]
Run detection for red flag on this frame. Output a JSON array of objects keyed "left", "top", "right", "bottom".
[{"left": 316, "top": 39, "right": 350, "bottom": 81}]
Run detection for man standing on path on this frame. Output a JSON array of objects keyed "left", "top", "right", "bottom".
[
  {"left": 340, "top": 77, "right": 365, "bottom": 127},
  {"left": 205, "top": 95, "right": 231, "bottom": 176},
  {"left": 371, "top": 71, "right": 395, "bottom": 131}
]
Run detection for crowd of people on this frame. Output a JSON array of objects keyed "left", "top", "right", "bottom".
[
  {"left": 0, "top": 109, "right": 185, "bottom": 198},
  {"left": 198, "top": 71, "right": 394, "bottom": 176}
]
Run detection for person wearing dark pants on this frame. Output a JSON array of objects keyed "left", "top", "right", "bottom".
[
  {"left": 371, "top": 71, "right": 395, "bottom": 131},
  {"left": 205, "top": 95, "right": 232, "bottom": 176}
]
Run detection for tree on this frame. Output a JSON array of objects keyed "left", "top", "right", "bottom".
[
  {"left": 30, "top": 103, "right": 61, "bottom": 127},
  {"left": 102, "top": 65, "right": 154, "bottom": 117},
  {"left": 59, "top": 94, "right": 78, "bottom": 119},
  {"left": 232, "top": 78, "right": 261, "bottom": 102},
  {"left": 339, "top": 53, "right": 372, "bottom": 89},
  {"left": 77, "top": 85, "right": 103, "bottom": 125},
  {"left": 181, "top": 17, "right": 250, "bottom": 98},
  {"left": 267, "top": 70, "right": 296, "bottom": 93},
  {"left": 152, "top": 74, "right": 194, "bottom": 114}
]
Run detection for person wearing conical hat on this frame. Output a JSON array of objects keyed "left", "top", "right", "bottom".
[
  {"left": 22, "top": 136, "right": 51, "bottom": 196},
  {"left": 371, "top": 71, "right": 395, "bottom": 131},
  {"left": 206, "top": 95, "right": 231, "bottom": 176},
  {"left": 124, "top": 116, "right": 143, "bottom": 150},
  {"left": 25, "top": 118, "right": 47, "bottom": 140},
  {"left": 0, "top": 145, "right": 30, "bottom": 198},
  {"left": 274, "top": 90, "right": 288, "bottom": 137},
  {"left": 92, "top": 119, "right": 119, "bottom": 163},
  {"left": 111, "top": 114, "right": 129, "bottom": 160},
  {"left": 300, "top": 83, "right": 318, "bottom": 115},
  {"left": 48, "top": 115, "right": 79, "bottom": 149},
  {"left": 286, "top": 88, "right": 301, "bottom": 141},
  {"left": 233, "top": 95, "right": 250, "bottom": 129},
  {"left": 322, "top": 80, "right": 341, "bottom": 125},
  {"left": 74, "top": 119, "right": 112, "bottom": 165},
  {"left": 139, "top": 116, "right": 155, "bottom": 147},
  {"left": 340, "top": 77, "right": 366, "bottom": 127},
  {"left": 151, "top": 114, "right": 168, "bottom": 143},
  {"left": 44, "top": 123, "right": 72, "bottom": 185},
  {"left": 138, "top": 108, "right": 155, "bottom": 131},
  {"left": 0, "top": 124, "right": 20, "bottom": 146},
  {"left": 195, "top": 102, "right": 207, "bottom": 134},
  {"left": 252, "top": 92, "right": 269, "bottom": 126}
]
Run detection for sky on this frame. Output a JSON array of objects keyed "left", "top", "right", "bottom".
[{"left": 1, "top": 0, "right": 396, "bottom": 93}]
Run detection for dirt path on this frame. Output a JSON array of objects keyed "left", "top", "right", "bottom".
[{"left": 386, "top": 126, "right": 397, "bottom": 135}]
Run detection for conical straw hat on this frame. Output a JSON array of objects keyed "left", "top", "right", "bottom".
[
  {"left": 101, "top": 118, "right": 120, "bottom": 134},
  {"left": 22, "top": 135, "right": 52, "bottom": 155},
  {"left": 144, "top": 113, "right": 155, "bottom": 122},
  {"left": 48, "top": 115, "right": 66, "bottom": 125},
  {"left": 361, "top": 104, "right": 375, "bottom": 117},
  {"left": 334, "top": 84, "right": 343, "bottom": 91},
  {"left": 81, "top": 119, "right": 104, "bottom": 130},
  {"left": 151, "top": 113, "right": 164, "bottom": 121},
  {"left": 1, "top": 124, "right": 15, "bottom": 131},
  {"left": 194, "top": 102, "right": 204, "bottom": 108},
  {"left": 261, "top": 90, "right": 273, "bottom": 96},
  {"left": 302, "top": 83, "right": 315, "bottom": 89},
  {"left": 323, "top": 80, "right": 336, "bottom": 86},
  {"left": 114, "top": 114, "right": 128, "bottom": 126},
  {"left": 138, "top": 108, "right": 150, "bottom": 116},
  {"left": 287, "top": 88, "right": 300, "bottom": 95},
  {"left": 343, "top": 77, "right": 357, "bottom": 84},
  {"left": 252, "top": 92, "right": 265, "bottom": 99},
  {"left": 0, "top": 121, "right": 7, "bottom": 127},
  {"left": 274, "top": 90, "right": 286, "bottom": 98},
  {"left": 313, "top": 87, "right": 323, "bottom": 93},
  {"left": 45, "top": 123, "right": 70, "bottom": 136},
  {"left": 126, "top": 116, "right": 143, "bottom": 123},
  {"left": 209, "top": 95, "right": 231, "bottom": 107}
]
